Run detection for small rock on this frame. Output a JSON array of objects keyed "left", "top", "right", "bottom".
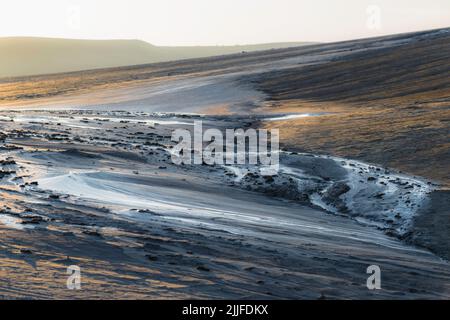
[{"left": 196, "top": 265, "right": 210, "bottom": 272}]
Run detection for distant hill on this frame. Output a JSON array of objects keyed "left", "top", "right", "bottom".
[{"left": 0, "top": 37, "right": 314, "bottom": 78}]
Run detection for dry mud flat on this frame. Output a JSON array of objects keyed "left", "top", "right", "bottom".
[
  {"left": 0, "top": 28, "right": 449, "bottom": 299},
  {"left": 0, "top": 110, "right": 449, "bottom": 299}
]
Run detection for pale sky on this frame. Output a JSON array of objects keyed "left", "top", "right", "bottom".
[{"left": 1, "top": 0, "right": 449, "bottom": 45}]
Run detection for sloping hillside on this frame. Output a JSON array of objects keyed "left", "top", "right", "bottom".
[
  {"left": 251, "top": 28, "right": 450, "bottom": 186},
  {"left": 1, "top": 29, "right": 448, "bottom": 187}
]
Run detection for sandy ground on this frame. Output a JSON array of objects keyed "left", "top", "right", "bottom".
[{"left": 0, "top": 28, "right": 449, "bottom": 299}]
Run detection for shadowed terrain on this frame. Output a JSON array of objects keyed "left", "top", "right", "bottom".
[
  {"left": 1, "top": 29, "right": 449, "bottom": 186},
  {"left": 0, "top": 28, "right": 449, "bottom": 299},
  {"left": 250, "top": 29, "right": 450, "bottom": 187}
]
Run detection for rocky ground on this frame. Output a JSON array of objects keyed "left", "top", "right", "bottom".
[
  {"left": 0, "top": 28, "right": 449, "bottom": 299},
  {"left": 0, "top": 109, "right": 448, "bottom": 299}
]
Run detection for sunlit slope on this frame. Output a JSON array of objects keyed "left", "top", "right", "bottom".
[
  {"left": 0, "top": 37, "right": 313, "bottom": 78},
  {"left": 252, "top": 30, "right": 450, "bottom": 103},
  {"left": 250, "top": 28, "right": 450, "bottom": 186}
]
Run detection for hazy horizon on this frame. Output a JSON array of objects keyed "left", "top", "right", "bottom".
[
  {"left": 1, "top": 0, "right": 449, "bottom": 46},
  {"left": 0, "top": 35, "right": 314, "bottom": 47},
  {"left": 0, "top": 37, "right": 316, "bottom": 78}
]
